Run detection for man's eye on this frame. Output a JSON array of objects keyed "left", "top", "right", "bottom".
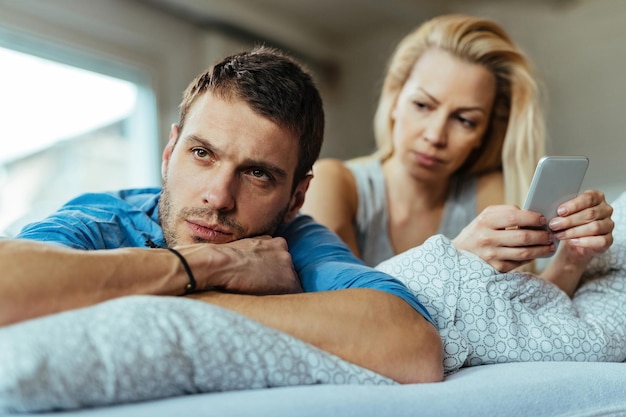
[
  {"left": 192, "top": 148, "right": 209, "bottom": 158},
  {"left": 250, "top": 169, "right": 270, "bottom": 180}
]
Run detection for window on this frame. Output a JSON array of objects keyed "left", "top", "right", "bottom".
[{"left": 0, "top": 39, "right": 159, "bottom": 236}]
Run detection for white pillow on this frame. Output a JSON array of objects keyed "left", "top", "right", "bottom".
[{"left": 0, "top": 296, "right": 392, "bottom": 412}]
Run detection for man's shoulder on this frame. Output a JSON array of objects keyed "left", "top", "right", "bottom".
[
  {"left": 16, "top": 187, "right": 164, "bottom": 249},
  {"left": 59, "top": 188, "right": 162, "bottom": 220},
  {"left": 278, "top": 214, "right": 362, "bottom": 265},
  {"left": 67, "top": 188, "right": 161, "bottom": 208},
  {"left": 276, "top": 214, "right": 334, "bottom": 244}
]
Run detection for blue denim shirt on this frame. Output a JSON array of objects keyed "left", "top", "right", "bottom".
[{"left": 17, "top": 188, "right": 433, "bottom": 324}]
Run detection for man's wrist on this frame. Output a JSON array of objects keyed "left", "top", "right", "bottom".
[{"left": 166, "top": 247, "right": 197, "bottom": 294}]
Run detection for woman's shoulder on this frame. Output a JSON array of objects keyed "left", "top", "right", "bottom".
[
  {"left": 305, "top": 158, "right": 358, "bottom": 208},
  {"left": 311, "top": 158, "right": 355, "bottom": 187},
  {"left": 478, "top": 170, "right": 504, "bottom": 186},
  {"left": 313, "top": 157, "right": 350, "bottom": 172},
  {"left": 345, "top": 154, "right": 381, "bottom": 168}
]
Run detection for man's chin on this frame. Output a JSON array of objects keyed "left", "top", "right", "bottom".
[
  {"left": 163, "top": 233, "right": 236, "bottom": 247},
  {"left": 189, "top": 235, "right": 237, "bottom": 245}
]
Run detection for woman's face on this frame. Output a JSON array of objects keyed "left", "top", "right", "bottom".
[{"left": 389, "top": 48, "right": 496, "bottom": 183}]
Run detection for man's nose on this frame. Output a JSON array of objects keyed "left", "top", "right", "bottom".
[{"left": 201, "top": 167, "right": 237, "bottom": 212}]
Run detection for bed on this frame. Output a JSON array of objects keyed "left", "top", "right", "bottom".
[
  {"left": 2, "top": 193, "right": 626, "bottom": 416},
  {"left": 1, "top": 362, "right": 624, "bottom": 417}
]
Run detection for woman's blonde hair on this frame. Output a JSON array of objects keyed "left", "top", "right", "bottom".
[{"left": 373, "top": 14, "right": 546, "bottom": 207}]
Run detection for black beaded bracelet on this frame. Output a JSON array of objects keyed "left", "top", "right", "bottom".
[
  {"left": 166, "top": 247, "right": 197, "bottom": 294},
  {"left": 145, "top": 239, "right": 197, "bottom": 294}
]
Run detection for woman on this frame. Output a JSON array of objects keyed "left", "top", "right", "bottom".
[{"left": 301, "top": 14, "right": 613, "bottom": 296}]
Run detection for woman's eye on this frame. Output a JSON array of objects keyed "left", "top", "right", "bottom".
[
  {"left": 414, "top": 101, "right": 429, "bottom": 110},
  {"left": 457, "top": 116, "right": 477, "bottom": 128}
]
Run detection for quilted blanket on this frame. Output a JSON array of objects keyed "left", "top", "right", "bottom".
[{"left": 377, "top": 192, "right": 626, "bottom": 374}]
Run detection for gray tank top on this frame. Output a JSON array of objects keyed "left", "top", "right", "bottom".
[{"left": 346, "top": 157, "right": 477, "bottom": 267}]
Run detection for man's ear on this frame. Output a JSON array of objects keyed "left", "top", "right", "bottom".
[
  {"left": 161, "top": 124, "right": 180, "bottom": 179},
  {"left": 283, "top": 174, "right": 313, "bottom": 223}
]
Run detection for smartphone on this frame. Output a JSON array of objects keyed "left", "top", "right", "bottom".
[{"left": 522, "top": 156, "right": 589, "bottom": 256}]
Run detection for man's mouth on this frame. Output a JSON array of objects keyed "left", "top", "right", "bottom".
[{"left": 185, "top": 219, "right": 234, "bottom": 242}]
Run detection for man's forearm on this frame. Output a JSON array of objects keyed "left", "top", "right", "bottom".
[
  {"left": 0, "top": 236, "right": 304, "bottom": 326},
  {"left": 189, "top": 288, "right": 444, "bottom": 384},
  {"left": 0, "top": 240, "right": 189, "bottom": 326}
]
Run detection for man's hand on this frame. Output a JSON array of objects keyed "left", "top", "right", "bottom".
[
  {"left": 453, "top": 205, "right": 555, "bottom": 272},
  {"left": 180, "top": 236, "right": 303, "bottom": 295}
]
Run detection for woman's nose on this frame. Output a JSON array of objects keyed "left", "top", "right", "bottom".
[{"left": 423, "top": 114, "right": 448, "bottom": 146}]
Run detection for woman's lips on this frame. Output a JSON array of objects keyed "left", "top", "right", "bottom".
[
  {"left": 413, "top": 151, "right": 442, "bottom": 168},
  {"left": 186, "top": 220, "right": 233, "bottom": 243}
]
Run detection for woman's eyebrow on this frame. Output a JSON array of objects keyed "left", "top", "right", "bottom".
[
  {"left": 417, "top": 87, "right": 440, "bottom": 105},
  {"left": 417, "top": 87, "right": 488, "bottom": 114}
]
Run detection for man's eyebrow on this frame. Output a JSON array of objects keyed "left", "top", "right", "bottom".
[
  {"left": 242, "top": 158, "right": 288, "bottom": 180},
  {"left": 185, "top": 134, "right": 214, "bottom": 149},
  {"left": 185, "top": 134, "right": 289, "bottom": 180}
]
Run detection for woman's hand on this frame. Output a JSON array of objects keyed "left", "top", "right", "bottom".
[
  {"left": 540, "top": 190, "right": 614, "bottom": 296},
  {"left": 453, "top": 190, "right": 614, "bottom": 295},
  {"left": 452, "top": 205, "right": 556, "bottom": 272},
  {"left": 548, "top": 189, "right": 614, "bottom": 262}
]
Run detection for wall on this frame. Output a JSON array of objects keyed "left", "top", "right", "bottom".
[
  {"left": 1, "top": 0, "right": 624, "bottom": 201},
  {"left": 0, "top": 0, "right": 204, "bottom": 154},
  {"left": 450, "top": 0, "right": 626, "bottom": 200},
  {"left": 333, "top": 0, "right": 626, "bottom": 201},
  {"left": 322, "top": 25, "right": 414, "bottom": 160},
  {"left": 0, "top": 0, "right": 341, "bottom": 158}
]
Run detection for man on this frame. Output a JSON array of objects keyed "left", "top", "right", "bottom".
[{"left": 0, "top": 46, "right": 443, "bottom": 384}]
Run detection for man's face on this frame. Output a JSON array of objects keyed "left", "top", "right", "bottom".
[{"left": 159, "top": 92, "right": 309, "bottom": 247}]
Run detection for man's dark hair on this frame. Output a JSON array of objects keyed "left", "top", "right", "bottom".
[{"left": 178, "top": 45, "right": 325, "bottom": 186}]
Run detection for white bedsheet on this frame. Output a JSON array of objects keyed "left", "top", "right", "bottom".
[{"left": 1, "top": 362, "right": 624, "bottom": 417}]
